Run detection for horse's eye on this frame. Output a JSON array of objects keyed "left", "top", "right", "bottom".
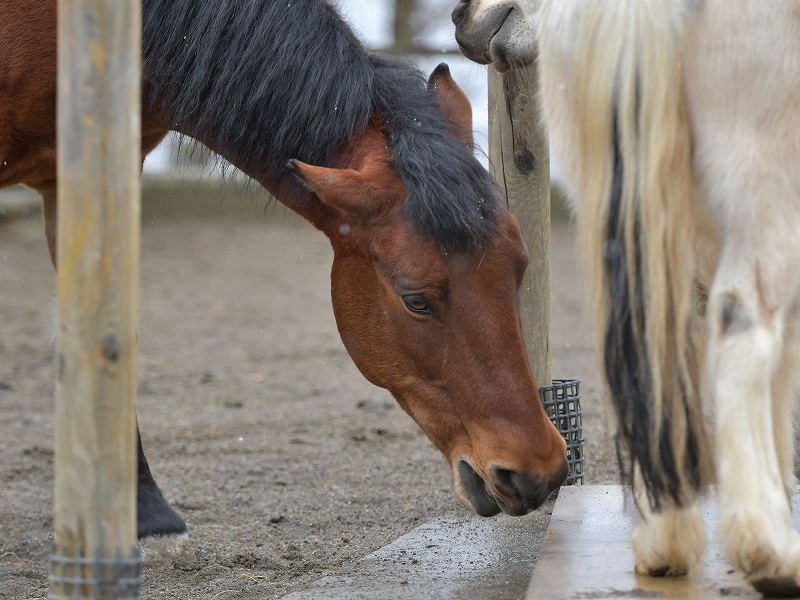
[{"left": 402, "top": 294, "right": 435, "bottom": 316}]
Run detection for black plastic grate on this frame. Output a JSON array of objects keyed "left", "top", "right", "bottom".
[{"left": 540, "top": 379, "right": 584, "bottom": 485}]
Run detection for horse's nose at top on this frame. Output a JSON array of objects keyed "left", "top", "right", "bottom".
[
  {"left": 450, "top": 1, "right": 496, "bottom": 65},
  {"left": 451, "top": 2, "right": 471, "bottom": 26},
  {"left": 490, "top": 459, "right": 568, "bottom": 515}
]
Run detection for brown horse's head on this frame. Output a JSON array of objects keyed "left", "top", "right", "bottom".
[{"left": 284, "top": 66, "right": 567, "bottom": 517}]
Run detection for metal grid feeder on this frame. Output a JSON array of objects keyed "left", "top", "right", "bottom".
[{"left": 539, "top": 379, "right": 584, "bottom": 485}]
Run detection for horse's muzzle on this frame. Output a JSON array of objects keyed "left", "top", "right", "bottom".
[
  {"left": 451, "top": 1, "right": 536, "bottom": 73},
  {"left": 457, "top": 458, "right": 568, "bottom": 517},
  {"left": 451, "top": 1, "right": 510, "bottom": 66}
]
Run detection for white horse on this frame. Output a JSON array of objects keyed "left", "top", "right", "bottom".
[{"left": 453, "top": 0, "right": 800, "bottom": 594}]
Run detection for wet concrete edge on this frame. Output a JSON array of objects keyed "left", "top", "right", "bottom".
[{"left": 283, "top": 495, "right": 556, "bottom": 600}]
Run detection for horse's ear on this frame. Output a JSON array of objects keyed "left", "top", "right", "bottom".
[
  {"left": 428, "top": 63, "right": 474, "bottom": 152},
  {"left": 287, "top": 159, "right": 402, "bottom": 223}
]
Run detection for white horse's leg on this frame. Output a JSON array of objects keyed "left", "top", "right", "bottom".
[
  {"left": 709, "top": 247, "right": 800, "bottom": 589},
  {"left": 631, "top": 467, "right": 705, "bottom": 576},
  {"left": 771, "top": 312, "right": 800, "bottom": 500},
  {"left": 684, "top": 0, "right": 800, "bottom": 590}
]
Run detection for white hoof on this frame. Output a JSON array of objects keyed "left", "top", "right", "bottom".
[
  {"left": 720, "top": 508, "right": 800, "bottom": 587},
  {"left": 631, "top": 502, "right": 705, "bottom": 577}
]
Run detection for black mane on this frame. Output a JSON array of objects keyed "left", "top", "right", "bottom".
[{"left": 142, "top": 0, "right": 499, "bottom": 250}]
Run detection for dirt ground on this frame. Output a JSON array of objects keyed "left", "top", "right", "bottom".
[{"left": 0, "top": 180, "right": 617, "bottom": 599}]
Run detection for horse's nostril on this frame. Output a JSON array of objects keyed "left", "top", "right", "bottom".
[
  {"left": 451, "top": 2, "right": 471, "bottom": 26},
  {"left": 491, "top": 466, "right": 540, "bottom": 501},
  {"left": 491, "top": 467, "right": 520, "bottom": 498},
  {"left": 488, "top": 464, "right": 567, "bottom": 515}
]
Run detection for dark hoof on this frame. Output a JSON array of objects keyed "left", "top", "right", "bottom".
[
  {"left": 137, "top": 481, "right": 187, "bottom": 539},
  {"left": 137, "top": 429, "right": 186, "bottom": 539},
  {"left": 752, "top": 577, "right": 800, "bottom": 598}
]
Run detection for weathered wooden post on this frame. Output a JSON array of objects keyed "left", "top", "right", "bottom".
[
  {"left": 488, "top": 64, "right": 551, "bottom": 387},
  {"left": 52, "top": 0, "right": 142, "bottom": 597}
]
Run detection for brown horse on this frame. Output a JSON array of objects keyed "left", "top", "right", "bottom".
[{"left": 0, "top": 0, "right": 567, "bottom": 538}]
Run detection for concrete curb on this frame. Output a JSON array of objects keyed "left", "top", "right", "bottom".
[
  {"left": 283, "top": 499, "right": 554, "bottom": 600},
  {"left": 527, "top": 485, "right": 800, "bottom": 600}
]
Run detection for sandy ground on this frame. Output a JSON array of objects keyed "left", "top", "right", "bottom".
[{"left": 0, "top": 181, "right": 617, "bottom": 599}]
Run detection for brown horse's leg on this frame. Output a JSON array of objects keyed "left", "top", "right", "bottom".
[
  {"left": 136, "top": 129, "right": 188, "bottom": 538},
  {"left": 40, "top": 186, "right": 58, "bottom": 267},
  {"left": 38, "top": 178, "right": 186, "bottom": 539}
]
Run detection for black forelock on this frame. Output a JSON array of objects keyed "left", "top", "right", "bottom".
[
  {"left": 371, "top": 56, "right": 501, "bottom": 251},
  {"left": 142, "top": 0, "right": 499, "bottom": 251}
]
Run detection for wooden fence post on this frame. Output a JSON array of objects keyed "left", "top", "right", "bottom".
[
  {"left": 52, "top": 0, "right": 142, "bottom": 597},
  {"left": 488, "top": 64, "right": 552, "bottom": 388}
]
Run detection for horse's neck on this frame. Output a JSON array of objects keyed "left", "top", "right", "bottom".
[
  {"left": 140, "top": 0, "right": 375, "bottom": 197},
  {"left": 157, "top": 114, "right": 335, "bottom": 231}
]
